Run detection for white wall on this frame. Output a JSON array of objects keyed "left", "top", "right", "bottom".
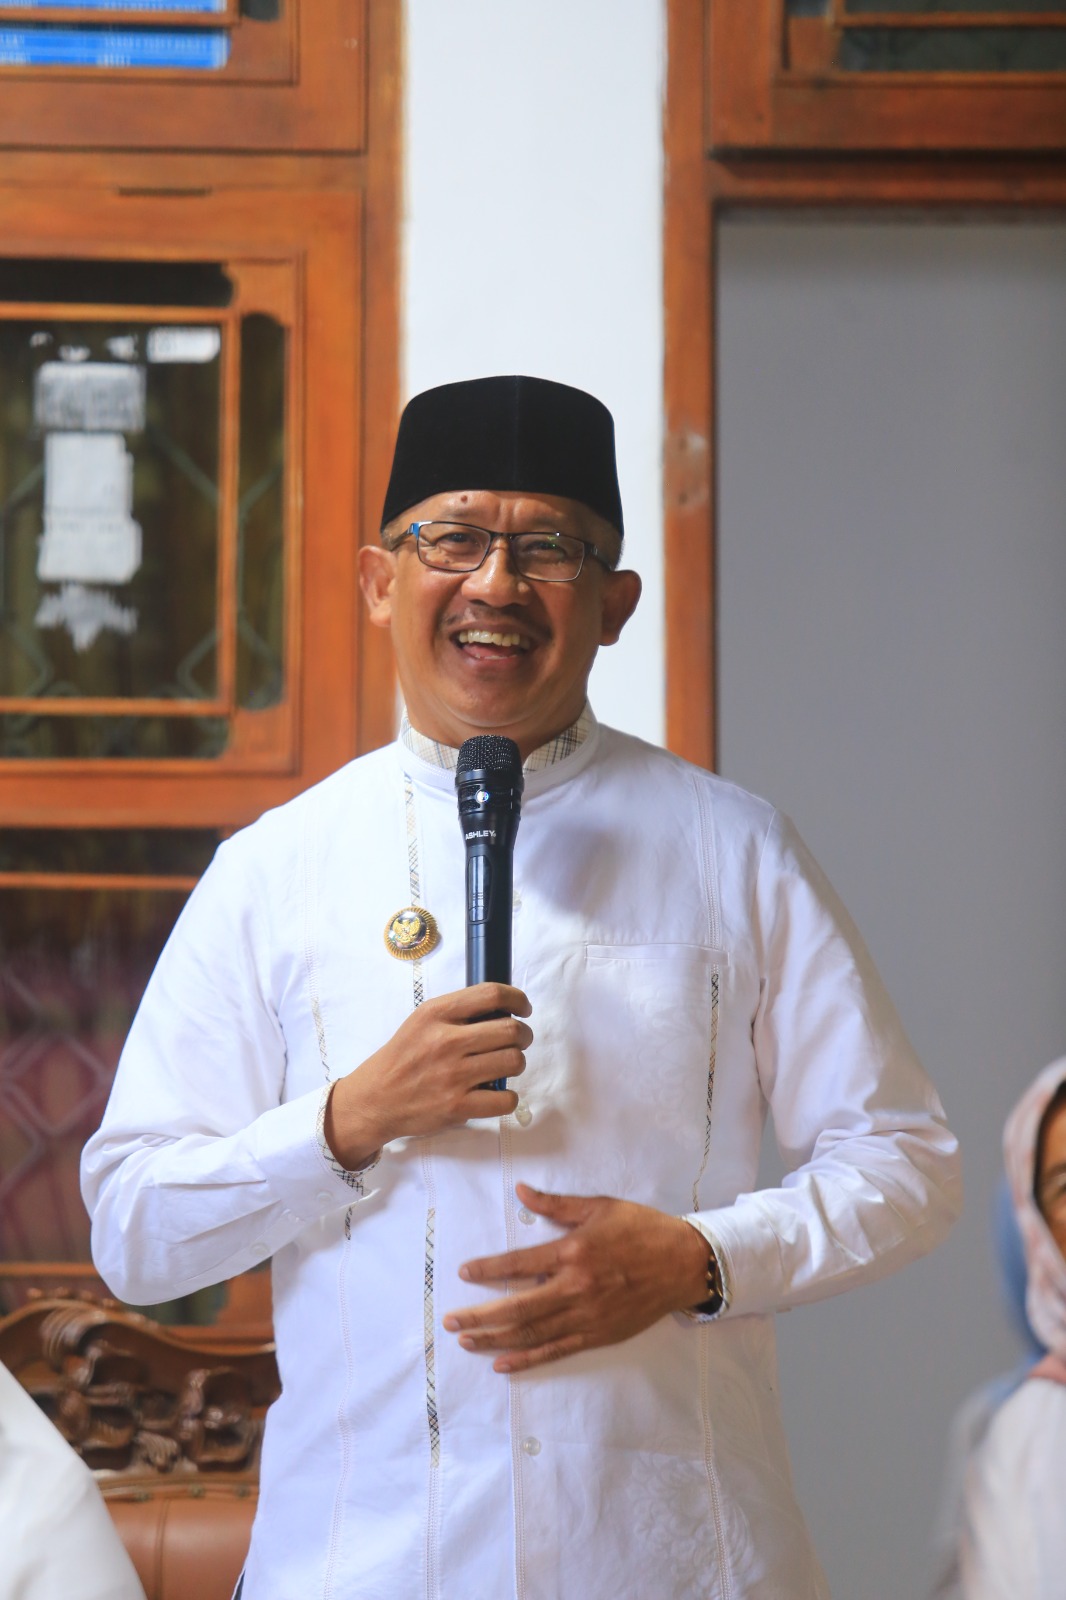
[
  {"left": 718, "top": 217, "right": 1066, "bottom": 1600},
  {"left": 403, "top": 0, "right": 665, "bottom": 743}
]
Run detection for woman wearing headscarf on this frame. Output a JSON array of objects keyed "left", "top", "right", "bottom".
[
  {"left": 959, "top": 1056, "right": 1066, "bottom": 1598},
  {"left": 927, "top": 1176, "right": 1044, "bottom": 1600}
]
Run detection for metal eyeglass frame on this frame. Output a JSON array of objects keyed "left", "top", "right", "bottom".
[{"left": 395, "top": 520, "right": 616, "bottom": 583}]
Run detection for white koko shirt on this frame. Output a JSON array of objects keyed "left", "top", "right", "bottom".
[{"left": 82, "top": 718, "right": 961, "bottom": 1600}]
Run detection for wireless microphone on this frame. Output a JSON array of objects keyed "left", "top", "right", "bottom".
[{"left": 455, "top": 734, "right": 524, "bottom": 1090}]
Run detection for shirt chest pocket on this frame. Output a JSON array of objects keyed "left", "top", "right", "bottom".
[{"left": 560, "top": 943, "right": 729, "bottom": 1198}]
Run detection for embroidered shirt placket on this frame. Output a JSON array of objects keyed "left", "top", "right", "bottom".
[
  {"left": 404, "top": 772, "right": 443, "bottom": 1600},
  {"left": 398, "top": 713, "right": 592, "bottom": 1600},
  {"left": 691, "top": 777, "right": 725, "bottom": 1213},
  {"left": 496, "top": 1112, "right": 529, "bottom": 1600},
  {"left": 301, "top": 797, "right": 357, "bottom": 1600},
  {"left": 692, "top": 778, "right": 735, "bottom": 1599}
]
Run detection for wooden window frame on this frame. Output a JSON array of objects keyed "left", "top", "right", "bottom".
[
  {"left": 666, "top": 0, "right": 1066, "bottom": 768},
  {"left": 0, "top": 0, "right": 399, "bottom": 827},
  {"left": 708, "top": 0, "right": 1066, "bottom": 152},
  {"left": 0, "top": 0, "right": 367, "bottom": 153}
]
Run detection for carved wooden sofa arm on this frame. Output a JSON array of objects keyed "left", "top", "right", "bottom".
[{"left": 0, "top": 1295, "right": 280, "bottom": 1600}]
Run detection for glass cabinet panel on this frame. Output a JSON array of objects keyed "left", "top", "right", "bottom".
[
  {"left": 0, "top": 258, "right": 290, "bottom": 761},
  {"left": 784, "top": 0, "right": 1066, "bottom": 71},
  {"left": 842, "top": 0, "right": 1066, "bottom": 13},
  {"left": 840, "top": 30, "right": 1066, "bottom": 69},
  {"left": 1, "top": 317, "right": 222, "bottom": 696},
  {"left": 0, "top": 828, "right": 224, "bottom": 1320},
  {"left": 238, "top": 313, "right": 285, "bottom": 711}
]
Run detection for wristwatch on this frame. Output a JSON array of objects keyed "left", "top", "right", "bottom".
[{"left": 693, "top": 1243, "right": 725, "bottom": 1316}]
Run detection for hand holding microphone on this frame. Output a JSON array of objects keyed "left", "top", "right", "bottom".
[{"left": 323, "top": 983, "right": 532, "bottom": 1166}]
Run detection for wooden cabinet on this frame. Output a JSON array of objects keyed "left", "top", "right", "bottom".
[{"left": 0, "top": 0, "right": 398, "bottom": 1329}]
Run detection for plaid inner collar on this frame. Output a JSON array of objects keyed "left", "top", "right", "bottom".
[{"left": 399, "top": 704, "right": 594, "bottom": 774}]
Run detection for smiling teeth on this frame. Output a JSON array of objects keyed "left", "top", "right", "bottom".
[{"left": 458, "top": 629, "right": 530, "bottom": 650}]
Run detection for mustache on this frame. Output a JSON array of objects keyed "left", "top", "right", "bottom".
[{"left": 442, "top": 607, "right": 547, "bottom": 642}]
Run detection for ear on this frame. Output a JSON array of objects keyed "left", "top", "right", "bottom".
[
  {"left": 358, "top": 544, "right": 397, "bottom": 628},
  {"left": 599, "top": 568, "right": 642, "bottom": 646}
]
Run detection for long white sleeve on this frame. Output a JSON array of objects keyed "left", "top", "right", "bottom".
[
  {"left": 81, "top": 830, "right": 367, "bottom": 1306},
  {"left": 688, "top": 810, "right": 961, "bottom": 1316}
]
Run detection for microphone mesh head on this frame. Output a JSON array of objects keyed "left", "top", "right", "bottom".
[{"left": 457, "top": 734, "right": 522, "bottom": 778}]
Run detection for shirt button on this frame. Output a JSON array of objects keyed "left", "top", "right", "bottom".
[
  {"left": 251, "top": 1241, "right": 269, "bottom": 1259},
  {"left": 514, "top": 1102, "right": 533, "bottom": 1128},
  {"left": 517, "top": 1207, "right": 535, "bottom": 1226},
  {"left": 316, "top": 1191, "right": 332, "bottom": 1204},
  {"left": 521, "top": 1436, "right": 541, "bottom": 1457}
]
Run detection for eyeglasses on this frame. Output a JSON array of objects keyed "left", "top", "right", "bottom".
[{"left": 394, "top": 520, "right": 615, "bottom": 584}]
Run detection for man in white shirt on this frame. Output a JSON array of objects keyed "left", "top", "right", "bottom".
[{"left": 83, "top": 375, "right": 961, "bottom": 1599}]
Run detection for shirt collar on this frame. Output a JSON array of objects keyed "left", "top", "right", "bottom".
[{"left": 399, "top": 703, "right": 595, "bottom": 775}]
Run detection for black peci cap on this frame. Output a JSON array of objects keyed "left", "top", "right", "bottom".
[{"left": 380, "top": 375, "right": 624, "bottom": 536}]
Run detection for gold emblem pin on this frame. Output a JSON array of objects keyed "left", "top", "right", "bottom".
[{"left": 384, "top": 906, "right": 440, "bottom": 961}]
